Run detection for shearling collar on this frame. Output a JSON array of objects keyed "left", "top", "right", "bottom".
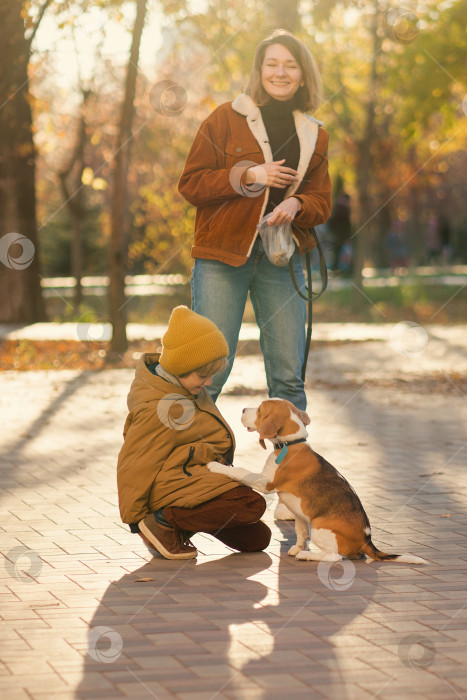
[
  {"left": 231, "top": 93, "right": 322, "bottom": 197},
  {"left": 232, "top": 93, "right": 324, "bottom": 125}
]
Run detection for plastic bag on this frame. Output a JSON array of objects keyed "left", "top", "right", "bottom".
[{"left": 257, "top": 213, "right": 295, "bottom": 266}]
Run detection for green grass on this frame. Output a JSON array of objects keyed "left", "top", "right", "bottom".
[
  {"left": 45, "top": 281, "right": 466, "bottom": 326},
  {"left": 312, "top": 282, "right": 466, "bottom": 324}
]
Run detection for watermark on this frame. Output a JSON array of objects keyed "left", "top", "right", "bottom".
[
  {"left": 384, "top": 7, "right": 420, "bottom": 45},
  {"left": 87, "top": 626, "right": 123, "bottom": 663},
  {"left": 0, "top": 233, "right": 35, "bottom": 270},
  {"left": 461, "top": 95, "right": 467, "bottom": 116},
  {"left": 4, "top": 546, "right": 42, "bottom": 583},
  {"left": 317, "top": 559, "right": 356, "bottom": 591},
  {"left": 76, "top": 317, "right": 111, "bottom": 348},
  {"left": 149, "top": 80, "right": 187, "bottom": 117},
  {"left": 229, "top": 160, "right": 267, "bottom": 198},
  {"left": 389, "top": 321, "right": 429, "bottom": 357},
  {"left": 157, "top": 393, "right": 195, "bottom": 431},
  {"left": 398, "top": 633, "right": 436, "bottom": 669}
]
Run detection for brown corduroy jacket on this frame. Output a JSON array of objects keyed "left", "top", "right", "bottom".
[
  {"left": 178, "top": 93, "right": 332, "bottom": 267},
  {"left": 117, "top": 354, "right": 239, "bottom": 526}
]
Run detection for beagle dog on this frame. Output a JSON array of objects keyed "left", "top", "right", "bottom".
[{"left": 208, "top": 398, "right": 426, "bottom": 564}]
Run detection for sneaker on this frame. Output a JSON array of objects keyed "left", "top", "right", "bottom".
[
  {"left": 138, "top": 532, "right": 159, "bottom": 555},
  {"left": 139, "top": 515, "right": 197, "bottom": 560}
]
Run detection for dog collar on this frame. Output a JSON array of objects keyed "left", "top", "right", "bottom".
[{"left": 274, "top": 438, "right": 307, "bottom": 464}]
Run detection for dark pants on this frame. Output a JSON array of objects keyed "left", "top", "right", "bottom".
[{"left": 164, "top": 486, "right": 271, "bottom": 552}]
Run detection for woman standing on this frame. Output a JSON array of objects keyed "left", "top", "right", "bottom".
[{"left": 178, "top": 30, "right": 331, "bottom": 410}]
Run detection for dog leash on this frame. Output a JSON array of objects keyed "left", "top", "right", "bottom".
[
  {"left": 288, "top": 171, "right": 329, "bottom": 382},
  {"left": 289, "top": 225, "right": 328, "bottom": 382}
]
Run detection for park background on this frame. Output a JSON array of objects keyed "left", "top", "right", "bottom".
[
  {"left": 0, "top": 0, "right": 466, "bottom": 363},
  {"left": 2, "top": 4, "right": 467, "bottom": 699}
]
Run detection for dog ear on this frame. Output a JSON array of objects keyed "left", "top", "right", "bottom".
[
  {"left": 258, "top": 415, "right": 279, "bottom": 443},
  {"left": 289, "top": 403, "right": 311, "bottom": 427},
  {"left": 298, "top": 409, "right": 311, "bottom": 426}
]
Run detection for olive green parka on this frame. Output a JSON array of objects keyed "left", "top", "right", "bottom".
[{"left": 117, "top": 354, "right": 239, "bottom": 526}]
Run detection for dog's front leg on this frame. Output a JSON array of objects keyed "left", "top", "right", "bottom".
[
  {"left": 207, "top": 462, "right": 273, "bottom": 494},
  {"left": 288, "top": 517, "right": 310, "bottom": 556}
]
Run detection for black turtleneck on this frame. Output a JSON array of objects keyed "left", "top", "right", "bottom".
[{"left": 259, "top": 96, "right": 300, "bottom": 215}]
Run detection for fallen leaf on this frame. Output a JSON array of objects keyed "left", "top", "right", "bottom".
[
  {"left": 440, "top": 514, "right": 451, "bottom": 518},
  {"left": 133, "top": 577, "right": 154, "bottom": 582},
  {"left": 30, "top": 603, "right": 60, "bottom": 607}
]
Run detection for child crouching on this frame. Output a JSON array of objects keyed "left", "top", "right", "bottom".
[{"left": 117, "top": 306, "right": 271, "bottom": 559}]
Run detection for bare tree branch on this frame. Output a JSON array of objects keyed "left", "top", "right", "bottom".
[{"left": 27, "top": 0, "right": 54, "bottom": 48}]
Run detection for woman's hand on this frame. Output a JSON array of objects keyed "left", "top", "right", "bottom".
[
  {"left": 267, "top": 197, "right": 302, "bottom": 226},
  {"left": 244, "top": 159, "right": 298, "bottom": 188}
]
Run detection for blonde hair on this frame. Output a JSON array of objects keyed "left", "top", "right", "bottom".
[
  {"left": 246, "top": 29, "right": 322, "bottom": 113},
  {"left": 178, "top": 356, "right": 228, "bottom": 378}
]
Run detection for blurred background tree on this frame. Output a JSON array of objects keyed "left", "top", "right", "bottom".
[
  {"left": 1, "top": 0, "right": 466, "bottom": 324},
  {"left": 302, "top": 0, "right": 467, "bottom": 303},
  {"left": 0, "top": 0, "right": 52, "bottom": 323}
]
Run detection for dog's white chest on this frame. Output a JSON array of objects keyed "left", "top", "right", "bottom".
[
  {"left": 277, "top": 493, "right": 310, "bottom": 523},
  {"left": 262, "top": 452, "right": 280, "bottom": 481}
]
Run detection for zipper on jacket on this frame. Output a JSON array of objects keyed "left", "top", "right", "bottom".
[{"left": 182, "top": 446, "right": 195, "bottom": 476}]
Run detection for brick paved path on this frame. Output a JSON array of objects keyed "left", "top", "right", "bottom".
[{"left": 1, "top": 333, "right": 467, "bottom": 699}]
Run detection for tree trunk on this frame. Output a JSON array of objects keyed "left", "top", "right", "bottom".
[
  {"left": 0, "top": 4, "right": 46, "bottom": 323},
  {"left": 374, "top": 202, "right": 391, "bottom": 269},
  {"left": 268, "top": 0, "right": 301, "bottom": 32},
  {"left": 407, "top": 145, "right": 425, "bottom": 265},
  {"left": 352, "top": 0, "right": 380, "bottom": 307},
  {"left": 71, "top": 215, "right": 83, "bottom": 310},
  {"left": 57, "top": 90, "right": 91, "bottom": 312},
  {"left": 108, "top": 0, "right": 147, "bottom": 354}
]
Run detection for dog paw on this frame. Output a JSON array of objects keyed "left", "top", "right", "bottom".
[
  {"left": 295, "top": 550, "right": 312, "bottom": 561},
  {"left": 207, "top": 461, "right": 229, "bottom": 474},
  {"left": 288, "top": 544, "right": 304, "bottom": 556}
]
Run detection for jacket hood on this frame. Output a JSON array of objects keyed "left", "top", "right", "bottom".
[{"left": 127, "top": 353, "right": 193, "bottom": 412}]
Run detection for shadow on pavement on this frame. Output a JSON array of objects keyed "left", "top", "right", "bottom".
[
  {"left": 75, "top": 536, "right": 381, "bottom": 699},
  {"left": 0, "top": 370, "right": 96, "bottom": 465}
]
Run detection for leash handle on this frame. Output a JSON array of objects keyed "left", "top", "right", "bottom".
[
  {"left": 288, "top": 227, "right": 328, "bottom": 302},
  {"left": 289, "top": 171, "right": 328, "bottom": 302}
]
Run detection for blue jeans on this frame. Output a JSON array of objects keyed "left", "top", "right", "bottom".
[{"left": 191, "top": 238, "right": 307, "bottom": 410}]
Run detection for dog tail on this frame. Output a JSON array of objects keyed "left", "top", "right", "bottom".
[{"left": 362, "top": 540, "right": 427, "bottom": 564}]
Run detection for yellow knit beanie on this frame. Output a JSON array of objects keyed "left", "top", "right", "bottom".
[{"left": 159, "top": 306, "right": 229, "bottom": 375}]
